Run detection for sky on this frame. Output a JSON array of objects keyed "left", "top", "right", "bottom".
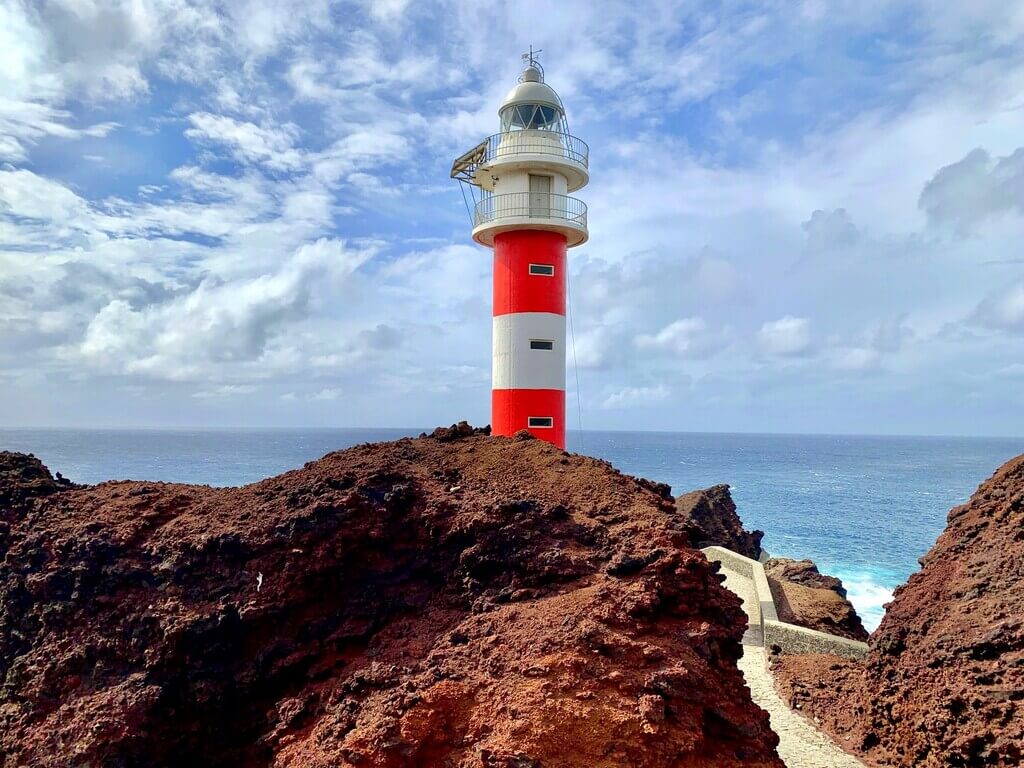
[{"left": 0, "top": 0, "right": 1023, "bottom": 435}]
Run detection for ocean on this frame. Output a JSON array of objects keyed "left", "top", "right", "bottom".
[{"left": 1, "top": 427, "right": 1019, "bottom": 631}]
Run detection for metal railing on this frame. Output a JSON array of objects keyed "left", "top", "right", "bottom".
[
  {"left": 474, "top": 192, "right": 588, "bottom": 229},
  {"left": 452, "top": 131, "right": 589, "bottom": 181},
  {"left": 486, "top": 131, "right": 588, "bottom": 167}
]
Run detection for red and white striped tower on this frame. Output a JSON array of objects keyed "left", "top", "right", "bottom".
[{"left": 452, "top": 53, "right": 589, "bottom": 448}]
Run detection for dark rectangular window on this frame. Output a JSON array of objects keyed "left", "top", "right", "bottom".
[
  {"left": 530, "top": 339, "right": 554, "bottom": 350},
  {"left": 529, "top": 263, "right": 555, "bottom": 276},
  {"left": 528, "top": 416, "right": 554, "bottom": 428}
]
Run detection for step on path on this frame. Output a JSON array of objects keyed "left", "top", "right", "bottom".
[{"left": 717, "top": 565, "right": 867, "bottom": 768}]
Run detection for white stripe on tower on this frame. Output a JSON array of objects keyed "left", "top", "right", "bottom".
[{"left": 492, "top": 312, "right": 567, "bottom": 390}]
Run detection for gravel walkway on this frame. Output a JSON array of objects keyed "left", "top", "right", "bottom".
[{"left": 718, "top": 565, "right": 866, "bottom": 768}]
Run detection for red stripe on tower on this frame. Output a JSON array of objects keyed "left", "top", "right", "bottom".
[
  {"left": 492, "top": 388, "right": 566, "bottom": 448},
  {"left": 493, "top": 230, "right": 567, "bottom": 316},
  {"left": 451, "top": 54, "right": 589, "bottom": 449}
]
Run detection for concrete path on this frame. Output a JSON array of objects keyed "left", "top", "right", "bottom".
[{"left": 718, "top": 565, "right": 866, "bottom": 768}]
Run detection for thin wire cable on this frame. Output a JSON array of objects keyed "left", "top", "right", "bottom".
[
  {"left": 458, "top": 180, "right": 474, "bottom": 228},
  {"left": 566, "top": 266, "right": 585, "bottom": 454}
]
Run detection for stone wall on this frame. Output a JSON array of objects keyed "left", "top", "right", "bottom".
[{"left": 702, "top": 545, "right": 868, "bottom": 661}]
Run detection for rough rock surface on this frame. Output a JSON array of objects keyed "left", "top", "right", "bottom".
[
  {"left": 0, "top": 452, "right": 74, "bottom": 520},
  {"left": 0, "top": 432, "right": 783, "bottom": 767},
  {"left": 770, "top": 654, "right": 870, "bottom": 759},
  {"left": 676, "top": 484, "right": 763, "bottom": 560},
  {"left": 773, "top": 454, "right": 1024, "bottom": 767},
  {"left": 764, "top": 559, "right": 868, "bottom": 642},
  {"left": 423, "top": 420, "right": 491, "bottom": 442}
]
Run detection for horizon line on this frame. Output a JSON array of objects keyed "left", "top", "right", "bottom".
[{"left": 1, "top": 425, "right": 1021, "bottom": 442}]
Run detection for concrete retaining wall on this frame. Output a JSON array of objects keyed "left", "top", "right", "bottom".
[
  {"left": 764, "top": 620, "right": 869, "bottom": 660},
  {"left": 702, "top": 545, "right": 869, "bottom": 661},
  {"left": 704, "top": 545, "right": 755, "bottom": 579}
]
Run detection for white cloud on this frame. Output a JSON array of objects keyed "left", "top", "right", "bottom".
[
  {"left": 363, "top": 0, "right": 412, "bottom": 22},
  {"left": 636, "top": 317, "right": 727, "bottom": 359},
  {"left": 185, "top": 113, "right": 305, "bottom": 171},
  {"left": 287, "top": 30, "right": 438, "bottom": 95},
  {"left": 571, "top": 325, "right": 631, "bottom": 371},
  {"left": 0, "top": 168, "right": 89, "bottom": 222},
  {"left": 0, "top": 0, "right": 170, "bottom": 159},
  {"left": 919, "top": 147, "right": 1024, "bottom": 234},
  {"left": 758, "top": 316, "right": 813, "bottom": 357},
  {"left": 0, "top": 0, "right": 346, "bottom": 164},
  {"left": 872, "top": 316, "right": 914, "bottom": 354},
  {"left": 601, "top": 384, "right": 670, "bottom": 409},
  {"left": 0, "top": 99, "right": 118, "bottom": 162},
  {"left": 77, "top": 239, "right": 374, "bottom": 380},
  {"left": 802, "top": 208, "right": 859, "bottom": 250},
  {"left": 970, "top": 281, "right": 1024, "bottom": 334},
  {"left": 312, "top": 387, "right": 341, "bottom": 400},
  {"left": 229, "top": 0, "right": 332, "bottom": 58},
  {"left": 830, "top": 346, "right": 881, "bottom": 372},
  {"left": 0, "top": 2, "right": 56, "bottom": 102},
  {"left": 826, "top": 316, "right": 914, "bottom": 371},
  {"left": 33, "top": 0, "right": 164, "bottom": 100},
  {"left": 193, "top": 384, "right": 257, "bottom": 398},
  {"left": 994, "top": 363, "right": 1024, "bottom": 378},
  {"left": 311, "top": 132, "right": 413, "bottom": 184}
]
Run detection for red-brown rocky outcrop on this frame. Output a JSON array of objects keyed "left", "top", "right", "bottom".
[
  {"left": 0, "top": 432, "right": 783, "bottom": 767},
  {"left": 0, "top": 452, "right": 74, "bottom": 520},
  {"left": 764, "top": 558, "right": 868, "bottom": 642},
  {"left": 773, "top": 453, "right": 1024, "bottom": 767},
  {"left": 676, "top": 484, "right": 763, "bottom": 560}
]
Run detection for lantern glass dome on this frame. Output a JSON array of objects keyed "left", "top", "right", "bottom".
[
  {"left": 498, "top": 76, "right": 569, "bottom": 134},
  {"left": 501, "top": 103, "right": 560, "bottom": 131}
]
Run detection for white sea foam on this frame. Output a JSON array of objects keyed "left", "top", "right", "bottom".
[{"left": 834, "top": 570, "right": 896, "bottom": 632}]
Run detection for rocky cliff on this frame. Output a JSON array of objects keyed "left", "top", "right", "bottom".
[
  {"left": 774, "top": 453, "right": 1024, "bottom": 767},
  {"left": 0, "top": 430, "right": 783, "bottom": 767},
  {"left": 764, "top": 558, "right": 868, "bottom": 642},
  {"left": 0, "top": 451, "right": 73, "bottom": 518},
  {"left": 675, "top": 484, "right": 764, "bottom": 560}
]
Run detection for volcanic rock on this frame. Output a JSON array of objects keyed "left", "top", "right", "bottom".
[
  {"left": 773, "top": 453, "right": 1024, "bottom": 767},
  {"left": 0, "top": 433, "right": 783, "bottom": 767},
  {"left": 425, "top": 421, "right": 491, "bottom": 442},
  {"left": 764, "top": 558, "right": 868, "bottom": 641},
  {"left": 0, "top": 451, "right": 74, "bottom": 521},
  {"left": 676, "top": 484, "right": 764, "bottom": 560}
]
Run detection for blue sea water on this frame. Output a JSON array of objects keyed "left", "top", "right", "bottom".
[{"left": 1, "top": 427, "right": 1020, "bottom": 631}]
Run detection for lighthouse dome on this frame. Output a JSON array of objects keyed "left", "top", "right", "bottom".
[{"left": 499, "top": 72, "right": 567, "bottom": 132}]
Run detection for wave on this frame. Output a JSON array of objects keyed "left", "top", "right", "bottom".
[{"left": 832, "top": 569, "right": 897, "bottom": 632}]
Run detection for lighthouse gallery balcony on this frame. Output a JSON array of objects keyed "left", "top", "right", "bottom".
[
  {"left": 451, "top": 131, "right": 590, "bottom": 193},
  {"left": 472, "top": 192, "right": 588, "bottom": 248}
]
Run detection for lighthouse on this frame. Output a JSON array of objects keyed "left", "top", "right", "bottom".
[{"left": 451, "top": 52, "right": 589, "bottom": 449}]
